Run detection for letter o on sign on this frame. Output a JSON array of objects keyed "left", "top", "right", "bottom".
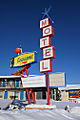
[
  {"left": 44, "top": 28, "right": 50, "bottom": 34},
  {"left": 43, "top": 26, "right": 54, "bottom": 37}
]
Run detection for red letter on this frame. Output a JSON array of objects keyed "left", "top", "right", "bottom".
[
  {"left": 42, "top": 62, "right": 48, "bottom": 70},
  {"left": 45, "top": 49, "right": 51, "bottom": 56},
  {"left": 44, "top": 28, "right": 50, "bottom": 34},
  {"left": 42, "top": 38, "right": 47, "bottom": 45},
  {"left": 42, "top": 20, "right": 47, "bottom": 27}
]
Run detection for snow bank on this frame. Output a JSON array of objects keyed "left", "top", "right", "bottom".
[
  {"left": 0, "top": 100, "right": 80, "bottom": 120},
  {"left": 0, "top": 100, "right": 13, "bottom": 109},
  {"left": 70, "top": 107, "right": 80, "bottom": 115}
]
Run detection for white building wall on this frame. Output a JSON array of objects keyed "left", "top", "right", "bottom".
[{"left": 61, "top": 91, "right": 68, "bottom": 102}]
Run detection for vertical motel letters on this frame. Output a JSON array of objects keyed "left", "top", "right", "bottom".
[{"left": 40, "top": 18, "right": 55, "bottom": 73}]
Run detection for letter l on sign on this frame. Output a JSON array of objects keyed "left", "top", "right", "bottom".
[{"left": 40, "top": 59, "right": 52, "bottom": 73}]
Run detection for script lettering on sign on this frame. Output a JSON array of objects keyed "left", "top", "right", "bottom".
[{"left": 10, "top": 52, "right": 37, "bottom": 68}]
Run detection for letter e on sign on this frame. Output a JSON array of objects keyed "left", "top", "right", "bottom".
[
  {"left": 40, "top": 36, "right": 51, "bottom": 49},
  {"left": 43, "top": 46, "right": 55, "bottom": 59},
  {"left": 40, "top": 18, "right": 50, "bottom": 29},
  {"left": 40, "top": 59, "right": 52, "bottom": 73},
  {"left": 43, "top": 26, "right": 54, "bottom": 37}
]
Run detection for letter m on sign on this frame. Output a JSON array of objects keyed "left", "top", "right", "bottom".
[{"left": 40, "top": 18, "right": 50, "bottom": 29}]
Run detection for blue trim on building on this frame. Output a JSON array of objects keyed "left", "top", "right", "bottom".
[
  {"left": 2, "top": 80, "right": 5, "bottom": 87},
  {"left": 20, "top": 91, "right": 24, "bottom": 100},
  {"left": 25, "top": 91, "right": 28, "bottom": 99},
  {"left": 16, "top": 80, "right": 19, "bottom": 87},
  {"left": 4, "top": 91, "right": 8, "bottom": 99}
]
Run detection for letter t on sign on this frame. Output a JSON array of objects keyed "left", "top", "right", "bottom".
[{"left": 40, "top": 36, "right": 51, "bottom": 49}]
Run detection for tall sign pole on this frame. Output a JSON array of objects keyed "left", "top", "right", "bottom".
[
  {"left": 46, "top": 72, "right": 50, "bottom": 105},
  {"left": 39, "top": 10, "right": 55, "bottom": 105}
]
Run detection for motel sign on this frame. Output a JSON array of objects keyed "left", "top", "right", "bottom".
[
  {"left": 39, "top": 18, "right": 55, "bottom": 73},
  {"left": 39, "top": 17, "right": 55, "bottom": 105}
]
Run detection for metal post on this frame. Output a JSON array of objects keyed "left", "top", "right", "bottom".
[
  {"left": 30, "top": 88, "right": 36, "bottom": 104},
  {"left": 25, "top": 66, "right": 29, "bottom": 76},
  {"left": 26, "top": 89, "right": 31, "bottom": 104},
  {"left": 25, "top": 66, "right": 36, "bottom": 104},
  {"left": 21, "top": 67, "right": 24, "bottom": 76},
  {"left": 46, "top": 72, "right": 50, "bottom": 105},
  {"left": 21, "top": 67, "right": 31, "bottom": 104}
]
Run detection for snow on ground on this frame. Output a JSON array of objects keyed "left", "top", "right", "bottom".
[
  {"left": 0, "top": 100, "right": 80, "bottom": 120},
  {"left": 0, "top": 100, "right": 13, "bottom": 109},
  {"left": 70, "top": 107, "right": 80, "bottom": 115}
]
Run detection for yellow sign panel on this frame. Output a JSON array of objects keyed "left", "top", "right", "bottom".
[{"left": 10, "top": 52, "right": 36, "bottom": 68}]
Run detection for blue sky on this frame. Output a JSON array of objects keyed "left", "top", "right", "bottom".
[{"left": 0, "top": 0, "right": 80, "bottom": 84}]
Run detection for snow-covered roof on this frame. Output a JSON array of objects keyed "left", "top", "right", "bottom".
[
  {"left": 0, "top": 75, "right": 40, "bottom": 78},
  {"left": 0, "top": 76, "right": 21, "bottom": 78},
  {"left": 59, "top": 84, "right": 80, "bottom": 90}
]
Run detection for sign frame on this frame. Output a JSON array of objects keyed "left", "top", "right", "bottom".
[
  {"left": 10, "top": 52, "right": 37, "bottom": 68},
  {"left": 43, "top": 46, "right": 55, "bottom": 59},
  {"left": 69, "top": 90, "right": 80, "bottom": 98},
  {"left": 40, "top": 36, "right": 51, "bottom": 49},
  {"left": 49, "top": 72, "right": 66, "bottom": 87},
  {"left": 39, "top": 59, "right": 52, "bottom": 73},
  {"left": 40, "top": 17, "right": 50, "bottom": 29},
  {"left": 43, "top": 25, "right": 54, "bottom": 37},
  {"left": 22, "top": 75, "right": 46, "bottom": 88}
]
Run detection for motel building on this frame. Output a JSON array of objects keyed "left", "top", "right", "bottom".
[
  {"left": 0, "top": 72, "right": 65, "bottom": 101},
  {"left": 59, "top": 84, "right": 80, "bottom": 103},
  {"left": 0, "top": 76, "right": 25, "bottom": 100}
]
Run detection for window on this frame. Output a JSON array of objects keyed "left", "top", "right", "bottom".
[
  {"left": 15, "top": 91, "right": 19, "bottom": 99},
  {"left": 36, "top": 92, "right": 42, "bottom": 99},
  {"left": 9, "top": 91, "right": 19, "bottom": 99},
  {"left": 0, "top": 91, "right": 3, "bottom": 98},
  {"left": 7, "top": 79, "right": 15, "bottom": 88}
]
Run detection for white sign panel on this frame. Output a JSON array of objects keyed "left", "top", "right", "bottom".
[
  {"left": 50, "top": 72, "right": 65, "bottom": 87},
  {"left": 21, "top": 75, "right": 46, "bottom": 88},
  {"left": 40, "top": 18, "right": 50, "bottom": 29},
  {"left": 40, "top": 36, "right": 51, "bottom": 49},
  {"left": 43, "top": 46, "right": 55, "bottom": 59},
  {"left": 40, "top": 59, "right": 52, "bottom": 73},
  {"left": 43, "top": 26, "right": 54, "bottom": 37}
]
